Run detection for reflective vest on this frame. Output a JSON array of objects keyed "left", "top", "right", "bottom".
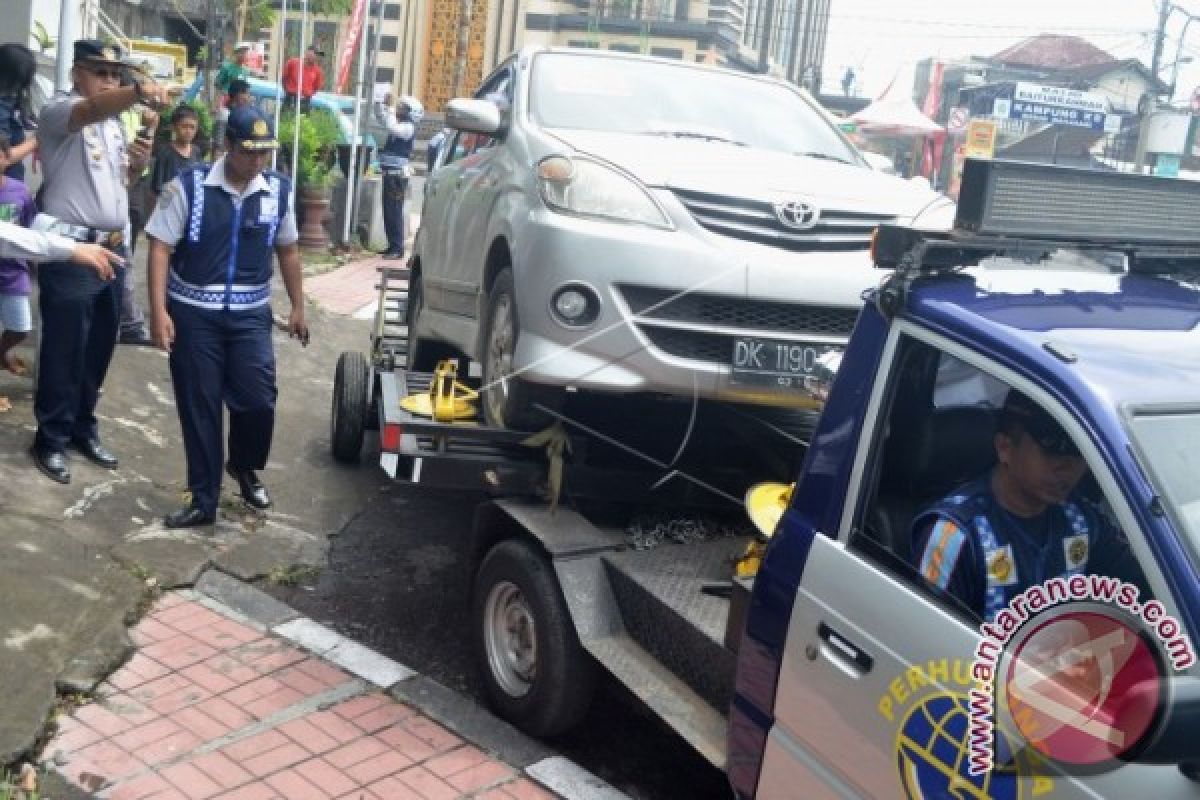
[{"left": 169, "top": 164, "right": 289, "bottom": 311}]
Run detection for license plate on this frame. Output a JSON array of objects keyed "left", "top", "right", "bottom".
[{"left": 730, "top": 337, "right": 840, "bottom": 389}]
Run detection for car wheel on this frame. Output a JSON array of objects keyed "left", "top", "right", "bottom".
[
  {"left": 331, "top": 351, "right": 369, "bottom": 463},
  {"left": 406, "top": 274, "right": 455, "bottom": 373},
  {"left": 472, "top": 539, "right": 597, "bottom": 737},
  {"left": 481, "top": 269, "right": 563, "bottom": 429}
]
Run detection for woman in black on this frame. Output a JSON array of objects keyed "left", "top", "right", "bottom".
[{"left": 150, "top": 105, "right": 204, "bottom": 205}]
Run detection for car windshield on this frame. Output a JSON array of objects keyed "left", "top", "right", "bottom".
[
  {"left": 1128, "top": 409, "right": 1200, "bottom": 563},
  {"left": 528, "top": 52, "right": 859, "bottom": 163}
]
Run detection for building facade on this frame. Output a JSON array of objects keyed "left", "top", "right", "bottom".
[{"left": 278, "top": 0, "right": 833, "bottom": 110}]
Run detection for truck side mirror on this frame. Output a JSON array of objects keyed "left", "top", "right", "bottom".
[{"left": 1120, "top": 676, "right": 1200, "bottom": 767}]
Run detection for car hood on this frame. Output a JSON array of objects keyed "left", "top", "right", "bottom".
[{"left": 543, "top": 128, "right": 943, "bottom": 217}]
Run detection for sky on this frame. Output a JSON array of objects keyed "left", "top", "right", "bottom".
[{"left": 820, "top": 0, "right": 1200, "bottom": 103}]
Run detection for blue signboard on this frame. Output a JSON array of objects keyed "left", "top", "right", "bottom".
[{"left": 1008, "top": 100, "right": 1108, "bottom": 131}]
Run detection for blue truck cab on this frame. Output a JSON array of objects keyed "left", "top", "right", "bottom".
[
  {"left": 352, "top": 158, "right": 1200, "bottom": 798},
  {"left": 734, "top": 160, "right": 1200, "bottom": 798}
]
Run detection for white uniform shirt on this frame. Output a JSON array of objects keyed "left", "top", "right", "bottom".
[
  {"left": 0, "top": 220, "right": 78, "bottom": 263},
  {"left": 144, "top": 157, "right": 298, "bottom": 248}
]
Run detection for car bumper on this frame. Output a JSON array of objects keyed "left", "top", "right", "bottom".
[{"left": 510, "top": 208, "right": 881, "bottom": 408}]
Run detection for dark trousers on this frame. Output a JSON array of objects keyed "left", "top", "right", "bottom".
[
  {"left": 382, "top": 171, "right": 408, "bottom": 254},
  {"left": 168, "top": 301, "right": 277, "bottom": 515},
  {"left": 34, "top": 261, "right": 120, "bottom": 451}
]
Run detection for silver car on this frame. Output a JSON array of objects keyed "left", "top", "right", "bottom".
[{"left": 410, "top": 46, "right": 953, "bottom": 428}]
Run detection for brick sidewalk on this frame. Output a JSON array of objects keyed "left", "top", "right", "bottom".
[
  {"left": 44, "top": 592, "right": 559, "bottom": 800},
  {"left": 306, "top": 257, "right": 396, "bottom": 317}
]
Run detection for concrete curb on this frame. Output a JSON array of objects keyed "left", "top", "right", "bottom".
[{"left": 193, "top": 568, "right": 629, "bottom": 800}]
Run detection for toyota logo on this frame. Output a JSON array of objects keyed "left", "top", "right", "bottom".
[{"left": 774, "top": 200, "right": 820, "bottom": 230}]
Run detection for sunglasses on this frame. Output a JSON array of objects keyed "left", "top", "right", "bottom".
[
  {"left": 83, "top": 66, "right": 123, "bottom": 81},
  {"left": 1023, "top": 427, "right": 1082, "bottom": 458}
]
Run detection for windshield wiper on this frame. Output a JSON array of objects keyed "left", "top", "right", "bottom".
[
  {"left": 794, "top": 150, "right": 853, "bottom": 164},
  {"left": 646, "top": 130, "right": 749, "bottom": 146}
]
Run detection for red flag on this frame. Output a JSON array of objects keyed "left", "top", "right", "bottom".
[{"left": 336, "top": 0, "right": 370, "bottom": 94}]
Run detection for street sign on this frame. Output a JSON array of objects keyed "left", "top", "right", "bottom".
[
  {"left": 964, "top": 119, "right": 997, "bottom": 159},
  {"left": 996, "top": 82, "right": 1110, "bottom": 131},
  {"left": 947, "top": 106, "right": 968, "bottom": 133}
]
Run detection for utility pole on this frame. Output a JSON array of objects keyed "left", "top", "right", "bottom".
[
  {"left": 452, "top": 0, "right": 474, "bottom": 97},
  {"left": 205, "top": 0, "right": 217, "bottom": 108},
  {"left": 236, "top": 0, "right": 250, "bottom": 45},
  {"left": 1135, "top": 0, "right": 1175, "bottom": 173}
]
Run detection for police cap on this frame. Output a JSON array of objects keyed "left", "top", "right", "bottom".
[
  {"left": 74, "top": 39, "right": 125, "bottom": 68},
  {"left": 226, "top": 105, "right": 279, "bottom": 151}
]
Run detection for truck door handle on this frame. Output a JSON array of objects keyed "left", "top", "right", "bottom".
[{"left": 817, "top": 622, "right": 874, "bottom": 674}]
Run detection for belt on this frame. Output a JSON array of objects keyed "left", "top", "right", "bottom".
[{"left": 51, "top": 222, "right": 124, "bottom": 249}]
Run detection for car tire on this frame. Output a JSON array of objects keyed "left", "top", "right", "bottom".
[
  {"left": 331, "top": 351, "right": 369, "bottom": 463},
  {"left": 481, "top": 269, "right": 563, "bottom": 429},
  {"left": 472, "top": 538, "right": 597, "bottom": 738},
  {"left": 406, "top": 274, "right": 456, "bottom": 373}
]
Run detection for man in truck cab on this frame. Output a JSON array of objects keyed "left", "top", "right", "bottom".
[{"left": 911, "top": 389, "right": 1148, "bottom": 623}]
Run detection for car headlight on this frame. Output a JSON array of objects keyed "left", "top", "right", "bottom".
[{"left": 536, "top": 155, "right": 672, "bottom": 229}]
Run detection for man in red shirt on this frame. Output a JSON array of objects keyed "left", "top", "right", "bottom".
[{"left": 282, "top": 46, "right": 325, "bottom": 111}]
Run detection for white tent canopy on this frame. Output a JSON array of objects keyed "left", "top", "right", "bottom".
[{"left": 851, "top": 96, "right": 944, "bottom": 136}]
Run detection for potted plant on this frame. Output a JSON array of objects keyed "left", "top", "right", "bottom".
[{"left": 278, "top": 108, "right": 342, "bottom": 251}]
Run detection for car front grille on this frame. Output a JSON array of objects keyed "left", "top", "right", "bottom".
[
  {"left": 620, "top": 285, "right": 859, "bottom": 367},
  {"left": 672, "top": 188, "right": 895, "bottom": 252},
  {"left": 621, "top": 286, "right": 860, "bottom": 338}
]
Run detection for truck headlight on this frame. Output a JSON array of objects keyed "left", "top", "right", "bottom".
[{"left": 537, "top": 155, "right": 672, "bottom": 229}]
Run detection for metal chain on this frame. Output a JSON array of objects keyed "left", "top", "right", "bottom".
[{"left": 626, "top": 511, "right": 752, "bottom": 550}]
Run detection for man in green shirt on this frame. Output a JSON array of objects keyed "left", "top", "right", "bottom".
[{"left": 215, "top": 45, "right": 251, "bottom": 93}]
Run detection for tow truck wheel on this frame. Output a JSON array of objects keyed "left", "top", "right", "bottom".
[
  {"left": 472, "top": 539, "right": 596, "bottom": 738},
  {"left": 481, "top": 270, "right": 563, "bottom": 430},
  {"left": 331, "top": 351, "right": 369, "bottom": 463}
]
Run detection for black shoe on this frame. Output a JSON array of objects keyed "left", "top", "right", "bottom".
[
  {"left": 227, "top": 464, "right": 271, "bottom": 509},
  {"left": 119, "top": 330, "right": 154, "bottom": 347},
  {"left": 164, "top": 505, "right": 216, "bottom": 529},
  {"left": 72, "top": 437, "right": 118, "bottom": 469},
  {"left": 31, "top": 446, "right": 70, "bottom": 484},
  {"left": 383, "top": 250, "right": 405, "bottom": 260}
]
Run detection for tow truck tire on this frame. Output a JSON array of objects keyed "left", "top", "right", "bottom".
[
  {"left": 331, "top": 351, "right": 369, "bottom": 463},
  {"left": 481, "top": 270, "right": 563, "bottom": 430},
  {"left": 472, "top": 539, "right": 597, "bottom": 738}
]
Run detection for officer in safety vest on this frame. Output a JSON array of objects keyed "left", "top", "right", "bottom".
[
  {"left": 373, "top": 93, "right": 421, "bottom": 259},
  {"left": 144, "top": 106, "right": 308, "bottom": 529},
  {"left": 911, "top": 390, "right": 1147, "bottom": 622}
]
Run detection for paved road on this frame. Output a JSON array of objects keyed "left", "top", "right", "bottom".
[{"left": 264, "top": 443, "right": 732, "bottom": 800}]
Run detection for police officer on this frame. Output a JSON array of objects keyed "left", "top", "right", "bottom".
[
  {"left": 373, "top": 93, "right": 422, "bottom": 259},
  {"left": 144, "top": 106, "right": 308, "bottom": 529},
  {"left": 911, "top": 390, "right": 1148, "bottom": 622},
  {"left": 32, "top": 40, "right": 168, "bottom": 484}
]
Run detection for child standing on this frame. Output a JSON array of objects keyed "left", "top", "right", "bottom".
[
  {"left": 0, "top": 44, "right": 39, "bottom": 181},
  {"left": 150, "top": 105, "right": 204, "bottom": 206},
  {"left": 0, "top": 140, "right": 36, "bottom": 411}
]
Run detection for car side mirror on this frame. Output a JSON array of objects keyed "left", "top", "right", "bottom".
[
  {"left": 446, "top": 98, "right": 502, "bottom": 136},
  {"left": 1120, "top": 676, "right": 1200, "bottom": 767}
]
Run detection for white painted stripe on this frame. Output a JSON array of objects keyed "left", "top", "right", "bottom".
[
  {"left": 324, "top": 637, "right": 415, "bottom": 687},
  {"left": 273, "top": 617, "right": 343, "bottom": 654},
  {"left": 525, "top": 756, "right": 630, "bottom": 800},
  {"left": 352, "top": 302, "right": 377, "bottom": 320},
  {"left": 273, "top": 616, "right": 416, "bottom": 687}
]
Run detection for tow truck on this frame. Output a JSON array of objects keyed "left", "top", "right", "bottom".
[{"left": 331, "top": 159, "right": 1200, "bottom": 798}]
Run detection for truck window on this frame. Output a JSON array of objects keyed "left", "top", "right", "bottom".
[{"left": 850, "top": 336, "right": 1154, "bottom": 624}]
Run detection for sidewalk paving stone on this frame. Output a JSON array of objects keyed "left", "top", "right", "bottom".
[{"left": 42, "top": 591, "right": 571, "bottom": 799}]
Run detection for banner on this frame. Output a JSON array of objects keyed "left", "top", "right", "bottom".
[{"left": 335, "top": 0, "right": 370, "bottom": 94}]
